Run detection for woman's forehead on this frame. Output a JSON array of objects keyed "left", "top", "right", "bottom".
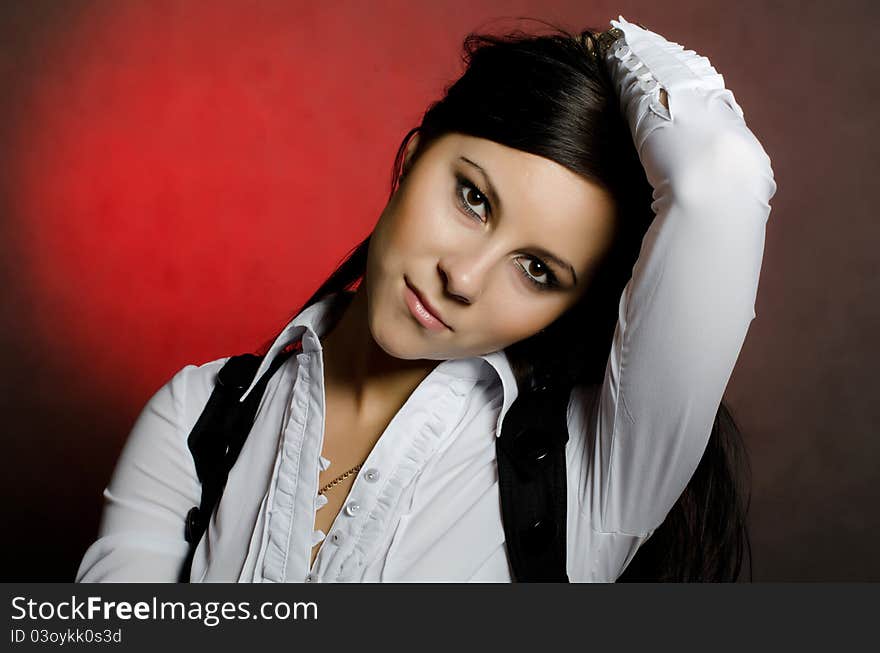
[{"left": 440, "top": 134, "right": 613, "bottom": 213}]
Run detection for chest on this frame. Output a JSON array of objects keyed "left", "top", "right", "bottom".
[
  {"left": 309, "top": 398, "right": 390, "bottom": 567},
  {"left": 227, "top": 361, "right": 534, "bottom": 582}
]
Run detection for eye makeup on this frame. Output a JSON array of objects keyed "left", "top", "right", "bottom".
[
  {"left": 454, "top": 173, "right": 491, "bottom": 222},
  {"left": 515, "top": 257, "right": 560, "bottom": 291}
]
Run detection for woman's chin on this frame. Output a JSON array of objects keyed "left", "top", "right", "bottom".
[
  {"left": 369, "top": 317, "right": 455, "bottom": 362},
  {"left": 368, "top": 315, "right": 418, "bottom": 360}
]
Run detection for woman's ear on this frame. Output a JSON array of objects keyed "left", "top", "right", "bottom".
[{"left": 401, "top": 132, "right": 421, "bottom": 178}]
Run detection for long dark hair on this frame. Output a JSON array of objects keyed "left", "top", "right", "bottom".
[{"left": 263, "top": 22, "right": 752, "bottom": 581}]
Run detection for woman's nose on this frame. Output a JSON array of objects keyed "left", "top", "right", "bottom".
[{"left": 437, "top": 250, "right": 493, "bottom": 304}]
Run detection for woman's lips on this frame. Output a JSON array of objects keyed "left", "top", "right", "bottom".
[{"left": 404, "top": 278, "right": 451, "bottom": 331}]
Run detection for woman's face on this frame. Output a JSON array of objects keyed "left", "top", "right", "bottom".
[{"left": 365, "top": 132, "right": 617, "bottom": 361}]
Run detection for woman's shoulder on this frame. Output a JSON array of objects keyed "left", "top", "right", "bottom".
[
  {"left": 143, "top": 355, "right": 232, "bottom": 435},
  {"left": 171, "top": 355, "right": 230, "bottom": 398}
]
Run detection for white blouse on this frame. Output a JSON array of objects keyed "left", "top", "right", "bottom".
[{"left": 76, "top": 16, "right": 777, "bottom": 583}]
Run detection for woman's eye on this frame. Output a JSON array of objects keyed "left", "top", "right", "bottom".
[
  {"left": 456, "top": 177, "right": 489, "bottom": 222},
  {"left": 515, "top": 256, "right": 556, "bottom": 290}
]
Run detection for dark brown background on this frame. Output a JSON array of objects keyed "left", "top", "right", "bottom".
[{"left": 1, "top": 0, "right": 877, "bottom": 581}]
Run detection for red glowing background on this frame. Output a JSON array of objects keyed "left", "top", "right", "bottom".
[{"left": 8, "top": 1, "right": 482, "bottom": 408}]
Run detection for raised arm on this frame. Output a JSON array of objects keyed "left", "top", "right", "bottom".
[{"left": 566, "top": 16, "right": 777, "bottom": 537}]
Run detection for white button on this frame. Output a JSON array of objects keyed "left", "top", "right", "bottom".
[
  {"left": 344, "top": 502, "right": 360, "bottom": 516},
  {"left": 639, "top": 78, "right": 659, "bottom": 93},
  {"left": 305, "top": 574, "right": 313, "bottom": 583},
  {"left": 364, "top": 468, "right": 380, "bottom": 483},
  {"left": 331, "top": 532, "right": 343, "bottom": 544},
  {"left": 622, "top": 56, "right": 644, "bottom": 72}
]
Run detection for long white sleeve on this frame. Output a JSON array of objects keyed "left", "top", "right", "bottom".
[
  {"left": 75, "top": 363, "right": 218, "bottom": 582},
  {"left": 567, "top": 16, "right": 777, "bottom": 537}
]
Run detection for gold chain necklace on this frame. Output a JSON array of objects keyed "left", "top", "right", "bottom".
[{"left": 318, "top": 460, "right": 367, "bottom": 495}]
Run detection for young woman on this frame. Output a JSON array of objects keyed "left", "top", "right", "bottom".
[{"left": 76, "top": 16, "right": 776, "bottom": 583}]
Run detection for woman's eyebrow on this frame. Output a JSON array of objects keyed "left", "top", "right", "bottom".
[{"left": 459, "top": 156, "right": 502, "bottom": 215}]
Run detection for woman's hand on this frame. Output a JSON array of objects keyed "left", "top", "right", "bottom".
[{"left": 593, "top": 24, "right": 669, "bottom": 109}]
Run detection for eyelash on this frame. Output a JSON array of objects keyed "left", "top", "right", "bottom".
[{"left": 453, "top": 173, "right": 560, "bottom": 292}]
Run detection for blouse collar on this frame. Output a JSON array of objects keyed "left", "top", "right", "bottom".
[{"left": 239, "top": 291, "right": 519, "bottom": 438}]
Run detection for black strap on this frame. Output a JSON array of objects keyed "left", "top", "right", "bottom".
[
  {"left": 179, "top": 342, "right": 571, "bottom": 583},
  {"left": 178, "top": 346, "right": 297, "bottom": 582},
  {"left": 496, "top": 385, "right": 572, "bottom": 582}
]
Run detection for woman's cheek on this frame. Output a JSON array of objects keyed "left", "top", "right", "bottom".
[
  {"left": 474, "top": 295, "right": 525, "bottom": 348},
  {"left": 398, "top": 206, "right": 460, "bottom": 259},
  {"left": 496, "top": 294, "right": 563, "bottom": 347}
]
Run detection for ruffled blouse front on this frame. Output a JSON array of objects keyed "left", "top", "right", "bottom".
[{"left": 237, "top": 315, "right": 509, "bottom": 582}]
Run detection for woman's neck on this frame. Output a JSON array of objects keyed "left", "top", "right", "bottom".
[{"left": 320, "top": 285, "right": 439, "bottom": 424}]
